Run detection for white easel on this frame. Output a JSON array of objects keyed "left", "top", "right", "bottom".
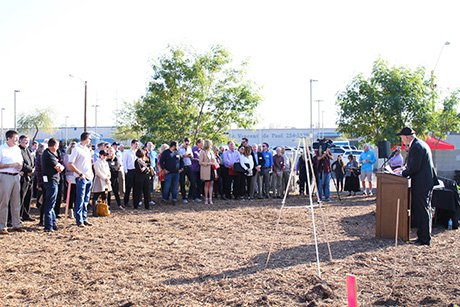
[{"left": 266, "top": 138, "right": 332, "bottom": 278}]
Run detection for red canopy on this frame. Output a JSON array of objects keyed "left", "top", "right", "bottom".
[{"left": 395, "top": 135, "right": 455, "bottom": 150}]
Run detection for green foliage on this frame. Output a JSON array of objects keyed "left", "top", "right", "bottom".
[
  {"left": 17, "top": 107, "right": 55, "bottom": 143},
  {"left": 116, "top": 45, "right": 262, "bottom": 146},
  {"left": 336, "top": 59, "right": 433, "bottom": 146},
  {"left": 113, "top": 101, "right": 144, "bottom": 141},
  {"left": 431, "top": 90, "right": 460, "bottom": 148}
]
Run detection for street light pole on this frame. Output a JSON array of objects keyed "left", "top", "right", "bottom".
[
  {"left": 65, "top": 116, "right": 69, "bottom": 146},
  {"left": 1, "top": 108, "right": 5, "bottom": 144},
  {"left": 322, "top": 110, "right": 325, "bottom": 139},
  {"left": 310, "top": 79, "right": 318, "bottom": 141},
  {"left": 92, "top": 104, "right": 100, "bottom": 145},
  {"left": 430, "top": 41, "right": 450, "bottom": 112},
  {"left": 314, "top": 99, "right": 324, "bottom": 140},
  {"left": 69, "top": 74, "right": 88, "bottom": 132},
  {"left": 14, "top": 90, "right": 20, "bottom": 131}
]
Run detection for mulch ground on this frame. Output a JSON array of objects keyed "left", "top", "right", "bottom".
[{"left": 1, "top": 191, "right": 459, "bottom": 306}]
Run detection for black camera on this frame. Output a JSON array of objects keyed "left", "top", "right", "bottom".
[{"left": 312, "top": 138, "right": 335, "bottom": 153}]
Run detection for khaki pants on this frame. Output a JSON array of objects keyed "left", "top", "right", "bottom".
[{"left": 0, "top": 173, "right": 21, "bottom": 229}]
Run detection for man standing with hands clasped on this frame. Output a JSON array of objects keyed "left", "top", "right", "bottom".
[
  {"left": 394, "top": 127, "right": 438, "bottom": 246},
  {"left": 359, "top": 144, "right": 376, "bottom": 195},
  {"left": 0, "top": 130, "right": 25, "bottom": 234},
  {"left": 41, "top": 138, "right": 65, "bottom": 232},
  {"left": 68, "top": 132, "right": 94, "bottom": 227}
]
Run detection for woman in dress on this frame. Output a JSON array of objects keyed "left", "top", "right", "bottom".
[
  {"left": 107, "top": 147, "right": 124, "bottom": 210},
  {"left": 91, "top": 150, "right": 112, "bottom": 216},
  {"left": 63, "top": 142, "right": 77, "bottom": 218},
  {"left": 133, "top": 149, "right": 151, "bottom": 210},
  {"left": 344, "top": 154, "right": 360, "bottom": 196},
  {"left": 199, "top": 140, "right": 217, "bottom": 205},
  {"left": 332, "top": 155, "right": 345, "bottom": 192}
]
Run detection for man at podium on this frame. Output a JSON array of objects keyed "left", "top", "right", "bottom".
[{"left": 395, "top": 127, "right": 438, "bottom": 246}]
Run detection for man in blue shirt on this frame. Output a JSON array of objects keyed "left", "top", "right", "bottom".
[
  {"left": 358, "top": 144, "right": 376, "bottom": 195},
  {"left": 261, "top": 142, "right": 273, "bottom": 198}
]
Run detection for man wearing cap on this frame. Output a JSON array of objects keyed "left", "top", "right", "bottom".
[{"left": 395, "top": 127, "right": 438, "bottom": 246}]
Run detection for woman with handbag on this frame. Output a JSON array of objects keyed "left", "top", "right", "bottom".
[
  {"left": 107, "top": 147, "right": 124, "bottom": 210},
  {"left": 344, "top": 154, "right": 360, "bottom": 196},
  {"left": 238, "top": 145, "right": 254, "bottom": 200},
  {"left": 199, "top": 140, "right": 217, "bottom": 205},
  {"left": 133, "top": 149, "right": 152, "bottom": 210},
  {"left": 92, "top": 150, "right": 112, "bottom": 216}
]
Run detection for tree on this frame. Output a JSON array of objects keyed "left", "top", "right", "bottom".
[
  {"left": 17, "top": 107, "right": 55, "bottom": 142},
  {"left": 116, "top": 45, "right": 262, "bottom": 145},
  {"left": 336, "top": 59, "right": 433, "bottom": 146},
  {"left": 113, "top": 101, "right": 144, "bottom": 142},
  {"left": 431, "top": 90, "right": 460, "bottom": 149}
]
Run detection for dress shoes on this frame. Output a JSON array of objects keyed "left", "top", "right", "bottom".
[
  {"left": 83, "top": 221, "right": 93, "bottom": 226},
  {"left": 12, "top": 227, "right": 26, "bottom": 232},
  {"left": 411, "top": 239, "right": 430, "bottom": 246},
  {"left": 22, "top": 217, "right": 36, "bottom": 222}
]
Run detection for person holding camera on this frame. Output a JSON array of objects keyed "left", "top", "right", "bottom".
[{"left": 316, "top": 147, "right": 333, "bottom": 202}]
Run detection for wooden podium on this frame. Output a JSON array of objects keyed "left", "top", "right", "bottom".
[{"left": 376, "top": 172, "right": 411, "bottom": 242}]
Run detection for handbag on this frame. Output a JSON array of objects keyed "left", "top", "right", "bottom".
[
  {"left": 352, "top": 167, "right": 361, "bottom": 177},
  {"left": 212, "top": 163, "right": 220, "bottom": 170},
  {"left": 96, "top": 200, "right": 111, "bottom": 216},
  {"left": 233, "top": 163, "right": 246, "bottom": 173}
]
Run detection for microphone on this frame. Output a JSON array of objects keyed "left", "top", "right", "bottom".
[{"left": 387, "top": 146, "right": 400, "bottom": 160}]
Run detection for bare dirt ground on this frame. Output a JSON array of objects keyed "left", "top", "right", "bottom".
[{"left": 1, "top": 190, "right": 459, "bottom": 306}]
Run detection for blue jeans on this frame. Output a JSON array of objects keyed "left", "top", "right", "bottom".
[
  {"left": 75, "top": 178, "right": 93, "bottom": 225},
  {"left": 318, "top": 172, "right": 331, "bottom": 201},
  {"left": 163, "top": 172, "right": 180, "bottom": 201},
  {"left": 43, "top": 181, "right": 58, "bottom": 230}
]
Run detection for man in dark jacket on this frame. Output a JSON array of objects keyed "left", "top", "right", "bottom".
[
  {"left": 19, "top": 135, "right": 35, "bottom": 221},
  {"left": 159, "top": 141, "right": 184, "bottom": 204},
  {"left": 397, "top": 127, "right": 438, "bottom": 246},
  {"left": 41, "top": 138, "right": 65, "bottom": 232}
]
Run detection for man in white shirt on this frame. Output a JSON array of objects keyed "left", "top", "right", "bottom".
[
  {"left": 0, "top": 130, "right": 26, "bottom": 234},
  {"left": 178, "top": 137, "right": 195, "bottom": 202},
  {"left": 68, "top": 132, "right": 94, "bottom": 227},
  {"left": 122, "top": 139, "right": 140, "bottom": 207}
]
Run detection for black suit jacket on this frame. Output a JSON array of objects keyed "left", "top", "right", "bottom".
[
  {"left": 20, "top": 145, "right": 35, "bottom": 183},
  {"left": 402, "top": 137, "right": 438, "bottom": 195}
]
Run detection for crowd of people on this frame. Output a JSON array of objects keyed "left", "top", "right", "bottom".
[{"left": 1, "top": 130, "right": 384, "bottom": 234}]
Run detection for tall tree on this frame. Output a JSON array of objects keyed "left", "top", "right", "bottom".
[
  {"left": 17, "top": 107, "right": 55, "bottom": 142},
  {"left": 336, "top": 59, "right": 433, "bottom": 146},
  {"left": 431, "top": 90, "right": 460, "bottom": 149},
  {"left": 116, "top": 45, "right": 262, "bottom": 145}
]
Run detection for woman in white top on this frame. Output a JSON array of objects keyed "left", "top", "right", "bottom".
[
  {"left": 199, "top": 140, "right": 216, "bottom": 205},
  {"left": 239, "top": 145, "right": 254, "bottom": 200},
  {"left": 91, "top": 150, "right": 112, "bottom": 216}
]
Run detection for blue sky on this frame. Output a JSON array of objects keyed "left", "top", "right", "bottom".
[{"left": 1, "top": 0, "right": 459, "bottom": 131}]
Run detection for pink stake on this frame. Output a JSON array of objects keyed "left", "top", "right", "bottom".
[{"left": 347, "top": 274, "right": 357, "bottom": 307}]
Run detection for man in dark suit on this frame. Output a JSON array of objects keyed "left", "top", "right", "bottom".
[
  {"left": 397, "top": 127, "right": 438, "bottom": 246},
  {"left": 19, "top": 135, "right": 35, "bottom": 221},
  {"left": 250, "top": 144, "right": 265, "bottom": 199}
]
